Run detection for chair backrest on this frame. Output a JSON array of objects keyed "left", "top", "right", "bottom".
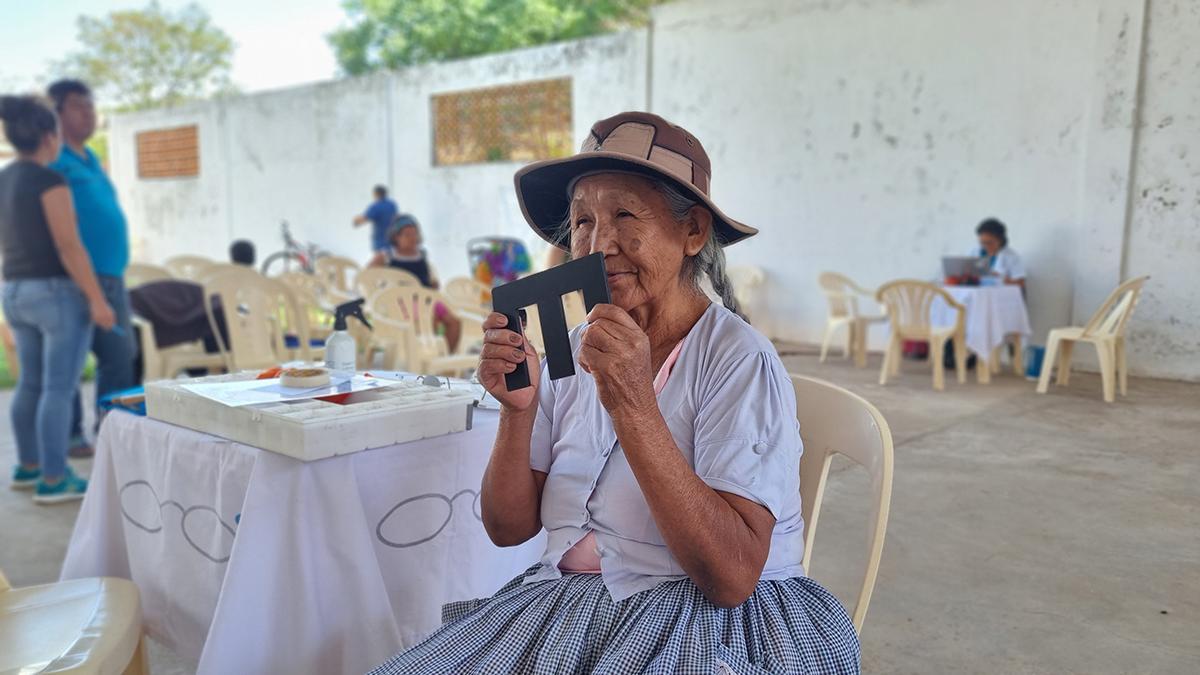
[
  {"left": 791, "top": 375, "right": 894, "bottom": 634},
  {"left": 876, "top": 279, "right": 962, "bottom": 339},
  {"left": 443, "top": 276, "right": 492, "bottom": 310},
  {"left": 727, "top": 265, "right": 766, "bottom": 311},
  {"left": 203, "top": 268, "right": 301, "bottom": 370},
  {"left": 315, "top": 256, "right": 360, "bottom": 295},
  {"left": 165, "top": 255, "right": 216, "bottom": 281},
  {"left": 818, "top": 272, "right": 859, "bottom": 319},
  {"left": 278, "top": 271, "right": 334, "bottom": 314},
  {"left": 125, "top": 262, "right": 172, "bottom": 288},
  {"left": 1081, "top": 275, "right": 1150, "bottom": 339},
  {"left": 357, "top": 267, "right": 422, "bottom": 298}
]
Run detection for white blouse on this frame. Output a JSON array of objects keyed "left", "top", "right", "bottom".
[{"left": 525, "top": 303, "right": 807, "bottom": 602}]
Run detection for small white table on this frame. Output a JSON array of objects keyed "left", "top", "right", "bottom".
[
  {"left": 931, "top": 284, "right": 1032, "bottom": 382},
  {"left": 61, "top": 411, "right": 543, "bottom": 675}
]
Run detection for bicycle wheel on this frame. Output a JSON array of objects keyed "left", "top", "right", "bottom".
[{"left": 261, "top": 251, "right": 301, "bottom": 276}]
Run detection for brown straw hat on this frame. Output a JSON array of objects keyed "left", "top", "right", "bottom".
[{"left": 514, "top": 111, "right": 758, "bottom": 250}]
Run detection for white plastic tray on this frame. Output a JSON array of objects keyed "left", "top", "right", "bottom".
[{"left": 145, "top": 373, "right": 476, "bottom": 462}]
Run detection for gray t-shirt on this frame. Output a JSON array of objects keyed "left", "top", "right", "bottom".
[{"left": 0, "top": 160, "right": 68, "bottom": 279}]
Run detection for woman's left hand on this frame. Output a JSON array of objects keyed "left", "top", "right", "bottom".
[{"left": 578, "top": 304, "right": 655, "bottom": 415}]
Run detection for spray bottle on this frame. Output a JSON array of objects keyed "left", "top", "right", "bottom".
[{"left": 325, "top": 299, "right": 372, "bottom": 375}]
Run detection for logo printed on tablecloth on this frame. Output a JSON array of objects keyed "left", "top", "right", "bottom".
[
  {"left": 375, "top": 489, "right": 483, "bottom": 548},
  {"left": 119, "top": 480, "right": 238, "bottom": 563}
]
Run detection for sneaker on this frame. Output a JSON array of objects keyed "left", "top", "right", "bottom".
[
  {"left": 68, "top": 443, "right": 95, "bottom": 459},
  {"left": 33, "top": 467, "right": 88, "bottom": 504},
  {"left": 11, "top": 465, "right": 41, "bottom": 490}
]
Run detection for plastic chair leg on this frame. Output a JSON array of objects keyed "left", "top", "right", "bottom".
[
  {"left": 1057, "top": 340, "right": 1075, "bottom": 386},
  {"left": 123, "top": 635, "right": 149, "bottom": 675},
  {"left": 953, "top": 334, "right": 967, "bottom": 384},
  {"left": 1011, "top": 334, "right": 1024, "bottom": 376},
  {"left": 852, "top": 319, "right": 869, "bottom": 368},
  {"left": 1116, "top": 338, "right": 1128, "bottom": 396},
  {"left": 1037, "top": 335, "right": 1060, "bottom": 394},
  {"left": 931, "top": 337, "right": 946, "bottom": 391},
  {"left": 819, "top": 321, "right": 836, "bottom": 363},
  {"left": 1096, "top": 341, "right": 1117, "bottom": 403},
  {"left": 878, "top": 335, "right": 896, "bottom": 385}
]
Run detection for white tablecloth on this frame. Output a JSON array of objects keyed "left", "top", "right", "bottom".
[
  {"left": 61, "top": 410, "right": 543, "bottom": 675},
  {"left": 930, "top": 285, "right": 1032, "bottom": 365}
]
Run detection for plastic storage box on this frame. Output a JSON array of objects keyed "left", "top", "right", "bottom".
[{"left": 145, "top": 374, "right": 476, "bottom": 462}]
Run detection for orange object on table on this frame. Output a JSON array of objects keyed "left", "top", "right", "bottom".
[{"left": 257, "top": 366, "right": 283, "bottom": 380}]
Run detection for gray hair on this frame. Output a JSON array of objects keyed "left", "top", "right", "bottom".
[{"left": 553, "top": 176, "right": 744, "bottom": 320}]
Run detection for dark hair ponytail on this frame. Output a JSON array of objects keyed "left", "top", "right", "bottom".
[{"left": 0, "top": 95, "right": 57, "bottom": 154}]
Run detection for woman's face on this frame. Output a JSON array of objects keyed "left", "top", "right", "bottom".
[
  {"left": 568, "top": 173, "right": 709, "bottom": 312},
  {"left": 392, "top": 226, "right": 420, "bottom": 253},
  {"left": 978, "top": 232, "right": 1002, "bottom": 256}
]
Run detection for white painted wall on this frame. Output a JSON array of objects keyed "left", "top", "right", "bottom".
[
  {"left": 110, "top": 32, "right": 647, "bottom": 275},
  {"left": 108, "top": 0, "right": 1199, "bottom": 380},
  {"left": 1123, "top": 0, "right": 1200, "bottom": 379}
]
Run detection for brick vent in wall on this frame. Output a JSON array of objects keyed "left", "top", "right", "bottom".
[
  {"left": 432, "top": 78, "right": 573, "bottom": 166},
  {"left": 136, "top": 125, "right": 199, "bottom": 179}
]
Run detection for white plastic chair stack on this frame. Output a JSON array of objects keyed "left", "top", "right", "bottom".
[{"left": 817, "top": 272, "right": 887, "bottom": 368}]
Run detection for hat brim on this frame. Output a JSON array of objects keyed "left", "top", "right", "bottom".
[{"left": 514, "top": 152, "right": 758, "bottom": 251}]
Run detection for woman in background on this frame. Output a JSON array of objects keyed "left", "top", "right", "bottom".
[
  {"left": 368, "top": 214, "right": 462, "bottom": 352},
  {"left": 974, "top": 218, "right": 1026, "bottom": 290},
  {"left": 0, "top": 95, "right": 115, "bottom": 502}
]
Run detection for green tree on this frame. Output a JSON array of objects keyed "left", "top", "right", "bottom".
[
  {"left": 330, "top": 0, "right": 661, "bottom": 75},
  {"left": 54, "top": 2, "right": 235, "bottom": 111}
]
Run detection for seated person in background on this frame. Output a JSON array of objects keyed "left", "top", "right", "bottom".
[
  {"left": 974, "top": 218, "right": 1026, "bottom": 289},
  {"left": 368, "top": 215, "right": 462, "bottom": 353},
  {"left": 127, "top": 240, "right": 254, "bottom": 380}
]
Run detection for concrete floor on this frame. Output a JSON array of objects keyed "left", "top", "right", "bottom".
[{"left": 2, "top": 351, "right": 1198, "bottom": 674}]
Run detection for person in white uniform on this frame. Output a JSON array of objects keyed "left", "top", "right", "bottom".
[{"left": 974, "top": 218, "right": 1026, "bottom": 290}]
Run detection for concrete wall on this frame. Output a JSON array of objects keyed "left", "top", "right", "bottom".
[
  {"left": 108, "top": 0, "right": 1199, "bottom": 380},
  {"left": 110, "top": 31, "right": 647, "bottom": 275},
  {"left": 1123, "top": 0, "right": 1200, "bottom": 379}
]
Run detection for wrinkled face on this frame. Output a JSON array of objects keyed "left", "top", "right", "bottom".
[
  {"left": 568, "top": 173, "right": 708, "bottom": 312},
  {"left": 391, "top": 225, "right": 420, "bottom": 254},
  {"left": 978, "top": 232, "right": 1002, "bottom": 256},
  {"left": 58, "top": 92, "right": 96, "bottom": 143}
]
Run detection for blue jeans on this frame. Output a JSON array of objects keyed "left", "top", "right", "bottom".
[
  {"left": 3, "top": 278, "right": 94, "bottom": 480},
  {"left": 70, "top": 275, "right": 134, "bottom": 437}
]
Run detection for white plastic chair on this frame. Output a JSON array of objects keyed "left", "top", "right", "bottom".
[
  {"left": 315, "top": 256, "right": 360, "bottom": 300},
  {"left": 367, "top": 286, "right": 477, "bottom": 377},
  {"left": 818, "top": 272, "right": 887, "bottom": 368},
  {"left": 124, "top": 262, "right": 172, "bottom": 288},
  {"left": 0, "top": 567, "right": 148, "bottom": 675},
  {"left": 443, "top": 276, "right": 493, "bottom": 313},
  {"left": 726, "top": 265, "right": 766, "bottom": 319},
  {"left": 1037, "top": 275, "right": 1149, "bottom": 403},
  {"left": 356, "top": 267, "right": 422, "bottom": 299},
  {"left": 791, "top": 375, "right": 894, "bottom": 634},
  {"left": 164, "top": 255, "right": 216, "bottom": 281},
  {"left": 204, "top": 267, "right": 307, "bottom": 371},
  {"left": 876, "top": 280, "right": 966, "bottom": 391}
]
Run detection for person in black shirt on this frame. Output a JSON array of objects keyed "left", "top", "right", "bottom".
[
  {"left": 367, "top": 214, "right": 462, "bottom": 352},
  {"left": 0, "top": 95, "right": 115, "bottom": 503}
]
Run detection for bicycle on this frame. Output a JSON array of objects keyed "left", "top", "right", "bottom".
[{"left": 260, "top": 221, "right": 329, "bottom": 276}]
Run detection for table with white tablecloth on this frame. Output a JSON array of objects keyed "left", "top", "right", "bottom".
[
  {"left": 61, "top": 410, "right": 544, "bottom": 675},
  {"left": 930, "top": 284, "right": 1032, "bottom": 381}
]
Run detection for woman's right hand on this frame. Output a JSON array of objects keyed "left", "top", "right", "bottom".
[
  {"left": 90, "top": 298, "right": 117, "bottom": 332},
  {"left": 478, "top": 312, "right": 540, "bottom": 412}
]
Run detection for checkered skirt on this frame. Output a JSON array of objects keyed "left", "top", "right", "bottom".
[{"left": 368, "top": 567, "right": 860, "bottom": 674}]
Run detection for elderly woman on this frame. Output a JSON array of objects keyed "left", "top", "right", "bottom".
[{"left": 370, "top": 112, "right": 859, "bottom": 674}]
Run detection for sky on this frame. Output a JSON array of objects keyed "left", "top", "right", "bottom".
[{"left": 0, "top": 0, "right": 346, "bottom": 96}]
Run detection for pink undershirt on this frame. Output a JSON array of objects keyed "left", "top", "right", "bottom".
[{"left": 557, "top": 339, "right": 686, "bottom": 574}]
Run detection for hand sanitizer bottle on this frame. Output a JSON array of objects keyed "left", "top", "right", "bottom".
[{"left": 325, "top": 298, "right": 372, "bottom": 375}]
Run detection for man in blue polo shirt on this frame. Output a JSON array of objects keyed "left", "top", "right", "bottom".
[
  {"left": 47, "top": 79, "right": 134, "bottom": 455},
  {"left": 352, "top": 184, "right": 398, "bottom": 255}
]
